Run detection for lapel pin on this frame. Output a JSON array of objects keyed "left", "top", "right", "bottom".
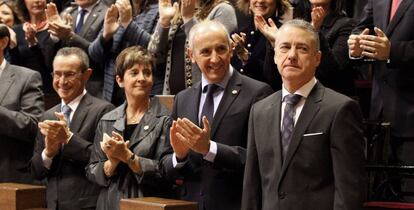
[
  {"left": 232, "top": 90, "right": 238, "bottom": 95},
  {"left": 144, "top": 125, "right": 149, "bottom": 130}
]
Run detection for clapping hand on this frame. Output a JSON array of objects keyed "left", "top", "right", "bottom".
[{"left": 255, "top": 15, "right": 278, "bottom": 47}]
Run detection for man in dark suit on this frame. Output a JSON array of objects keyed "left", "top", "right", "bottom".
[
  {"left": 160, "top": 20, "right": 273, "bottom": 210},
  {"left": 348, "top": 0, "right": 414, "bottom": 199},
  {"left": 242, "top": 19, "right": 366, "bottom": 210},
  {"left": 0, "top": 24, "right": 44, "bottom": 184},
  {"left": 30, "top": 47, "right": 114, "bottom": 210},
  {"left": 47, "top": 0, "right": 108, "bottom": 97}
]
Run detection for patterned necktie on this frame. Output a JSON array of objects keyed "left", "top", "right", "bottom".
[
  {"left": 62, "top": 105, "right": 72, "bottom": 126},
  {"left": 200, "top": 84, "right": 219, "bottom": 127},
  {"left": 281, "top": 94, "right": 302, "bottom": 158},
  {"left": 75, "top": 9, "right": 87, "bottom": 34},
  {"left": 390, "top": 0, "right": 401, "bottom": 21}
]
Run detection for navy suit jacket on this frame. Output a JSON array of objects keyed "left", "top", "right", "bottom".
[
  {"left": 30, "top": 93, "right": 114, "bottom": 210},
  {"left": 242, "top": 82, "right": 366, "bottom": 210},
  {"left": 352, "top": 0, "right": 414, "bottom": 137},
  {"left": 160, "top": 70, "right": 273, "bottom": 210}
]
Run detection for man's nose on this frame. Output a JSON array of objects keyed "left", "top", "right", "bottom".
[{"left": 210, "top": 51, "right": 220, "bottom": 63}]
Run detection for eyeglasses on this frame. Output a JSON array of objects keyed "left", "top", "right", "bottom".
[{"left": 51, "top": 71, "right": 82, "bottom": 81}]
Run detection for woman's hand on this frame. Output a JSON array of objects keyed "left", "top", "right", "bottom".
[
  {"left": 116, "top": 0, "right": 133, "bottom": 28},
  {"left": 103, "top": 4, "right": 120, "bottom": 41},
  {"left": 255, "top": 15, "right": 278, "bottom": 47},
  {"left": 159, "top": 0, "right": 179, "bottom": 27},
  {"left": 231, "top": 32, "right": 249, "bottom": 63},
  {"left": 311, "top": 6, "right": 326, "bottom": 31},
  {"left": 181, "top": 0, "right": 196, "bottom": 23}
]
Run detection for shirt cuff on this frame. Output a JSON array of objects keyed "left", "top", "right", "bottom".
[
  {"left": 203, "top": 141, "right": 217, "bottom": 163},
  {"left": 41, "top": 149, "right": 53, "bottom": 169},
  {"left": 349, "top": 51, "right": 363, "bottom": 60},
  {"left": 172, "top": 153, "right": 187, "bottom": 168}
]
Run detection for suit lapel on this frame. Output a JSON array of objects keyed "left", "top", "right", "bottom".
[
  {"left": 70, "top": 93, "right": 92, "bottom": 133},
  {"left": 128, "top": 99, "right": 159, "bottom": 147},
  {"left": 210, "top": 72, "right": 242, "bottom": 138},
  {"left": 386, "top": 0, "right": 413, "bottom": 36},
  {"left": 0, "top": 63, "right": 14, "bottom": 104},
  {"left": 375, "top": 0, "right": 390, "bottom": 31},
  {"left": 189, "top": 83, "right": 202, "bottom": 126},
  {"left": 79, "top": 4, "right": 101, "bottom": 36},
  {"left": 279, "top": 83, "right": 323, "bottom": 183}
]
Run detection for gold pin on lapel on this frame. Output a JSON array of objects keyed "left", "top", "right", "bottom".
[
  {"left": 144, "top": 125, "right": 149, "bottom": 130},
  {"left": 232, "top": 90, "right": 238, "bottom": 95}
]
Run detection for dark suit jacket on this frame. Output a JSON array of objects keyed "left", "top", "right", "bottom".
[
  {"left": 62, "top": 0, "right": 107, "bottom": 51},
  {"left": 160, "top": 70, "right": 273, "bottom": 210},
  {"left": 60, "top": 1, "right": 108, "bottom": 97},
  {"left": 352, "top": 0, "right": 414, "bottom": 137},
  {"left": 242, "top": 82, "right": 366, "bottom": 210},
  {"left": 0, "top": 63, "right": 44, "bottom": 183},
  {"left": 30, "top": 93, "right": 114, "bottom": 210}
]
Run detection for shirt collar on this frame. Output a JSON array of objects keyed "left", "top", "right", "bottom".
[
  {"left": 0, "top": 58, "right": 6, "bottom": 77},
  {"left": 61, "top": 89, "right": 87, "bottom": 112},
  {"left": 201, "top": 66, "right": 234, "bottom": 92},
  {"left": 282, "top": 77, "right": 317, "bottom": 100},
  {"left": 78, "top": 2, "right": 96, "bottom": 13}
]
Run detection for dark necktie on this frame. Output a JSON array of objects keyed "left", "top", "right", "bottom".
[
  {"left": 62, "top": 105, "right": 72, "bottom": 126},
  {"left": 281, "top": 94, "right": 302, "bottom": 158},
  {"left": 200, "top": 84, "right": 219, "bottom": 127},
  {"left": 75, "top": 9, "right": 87, "bottom": 34},
  {"left": 390, "top": 0, "right": 401, "bottom": 21}
]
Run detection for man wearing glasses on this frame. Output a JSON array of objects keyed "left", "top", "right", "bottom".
[{"left": 30, "top": 47, "right": 114, "bottom": 210}]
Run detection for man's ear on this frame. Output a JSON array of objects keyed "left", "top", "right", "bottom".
[
  {"left": 186, "top": 47, "right": 196, "bottom": 63},
  {"left": 315, "top": 50, "right": 322, "bottom": 67},
  {"left": 83, "top": 68, "right": 92, "bottom": 81}
]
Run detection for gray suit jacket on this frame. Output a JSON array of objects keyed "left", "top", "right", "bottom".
[
  {"left": 62, "top": 0, "right": 107, "bottom": 51},
  {"left": 160, "top": 70, "right": 273, "bottom": 210},
  {"left": 0, "top": 62, "right": 44, "bottom": 183},
  {"left": 30, "top": 93, "right": 114, "bottom": 210},
  {"left": 242, "top": 82, "right": 366, "bottom": 210}
]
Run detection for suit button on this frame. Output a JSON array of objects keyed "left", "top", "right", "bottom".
[
  {"left": 200, "top": 190, "right": 204, "bottom": 196},
  {"left": 279, "top": 192, "right": 287, "bottom": 199},
  {"left": 240, "top": 68, "right": 244, "bottom": 73}
]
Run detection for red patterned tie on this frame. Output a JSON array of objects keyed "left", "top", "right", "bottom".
[{"left": 390, "top": 0, "right": 401, "bottom": 21}]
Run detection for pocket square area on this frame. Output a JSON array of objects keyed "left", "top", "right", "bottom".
[{"left": 303, "top": 132, "right": 324, "bottom": 137}]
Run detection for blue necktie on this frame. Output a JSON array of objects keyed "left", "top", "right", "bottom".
[
  {"left": 200, "top": 84, "right": 219, "bottom": 127},
  {"left": 281, "top": 94, "right": 302, "bottom": 158},
  {"left": 62, "top": 105, "right": 72, "bottom": 126},
  {"left": 75, "top": 9, "right": 87, "bottom": 34}
]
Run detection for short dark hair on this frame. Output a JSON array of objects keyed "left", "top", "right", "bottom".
[
  {"left": 115, "top": 46, "right": 154, "bottom": 79},
  {"left": 54, "top": 47, "right": 89, "bottom": 72},
  {"left": 0, "top": 23, "right": 10, "bottom": 48}
]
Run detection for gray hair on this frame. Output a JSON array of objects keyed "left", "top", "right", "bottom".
[
  {"left": 54, "top": 47, "right": 90, "bottom": 72},
  {"left": 188, "top": 20, "right": 231, "bottom": 50},
  {"left": 276, "top": 19, "right": 320, "bottom": 51}
]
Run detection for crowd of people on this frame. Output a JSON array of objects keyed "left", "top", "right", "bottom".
[{"left": 0, "top": 0, "right": 413, "bottom": 209}]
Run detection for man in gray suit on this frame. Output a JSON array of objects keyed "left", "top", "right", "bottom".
[
  {"left": 242, "top": 19, "right": 366, "bottom": 210},
  {"left": 0, "top": 24, "right": 44, "bottom": 183},
  {"left": 30, "top": 47, "right": 114, "bottom": 210},
  {"left": 47, "top": 0, "right": 108, "bottom": 97}
]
